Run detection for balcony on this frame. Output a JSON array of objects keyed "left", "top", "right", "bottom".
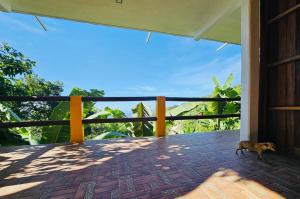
[
  {"left": 1, "top": 131, "right": 300, "bottom": 198},
  {"left": 1, "top": 96, "right": 300, "bottom": 198},
  {"left": 1, "top": 0, "right": 300, "bottom": 198}
]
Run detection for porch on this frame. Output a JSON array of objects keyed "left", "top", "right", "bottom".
[{"left": 1, "top": 131, "right": 300, "bottom": 199}]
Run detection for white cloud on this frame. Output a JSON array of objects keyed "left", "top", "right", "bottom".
[
  {"left": 0, "top": 13, "right": 44, "bottom": 34},
  {"left": 124, "top": 86, "right": 196, "bottom": 97},
  {"left": 166, "top": 54, "right": 241, "bottom": 97},
  {"left": 0, "top": 14, "right": 60, "bottom": 34},
  {"left": 170, "top": 54, "right": 241, "bottom": 87},
  {"left": 128, "top": 86, "right": 157, "bottom": 92}
]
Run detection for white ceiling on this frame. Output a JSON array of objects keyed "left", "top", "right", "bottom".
[{"left": 0, "top": 0, "right": 241, "bottom": 44}]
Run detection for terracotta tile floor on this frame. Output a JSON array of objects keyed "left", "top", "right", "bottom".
[{"left": 1, "top": 131, "right": 300, "bottom": 199}]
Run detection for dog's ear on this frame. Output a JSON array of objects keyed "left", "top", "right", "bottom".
[
  {"left": 271, "top": 143, "right": 276, "bottom": 149},
  {"left": 269, "top": 142, "right": 274, "bottom": 147}
]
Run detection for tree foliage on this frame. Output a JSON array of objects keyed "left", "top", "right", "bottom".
[
  {"left": 0, "top": 43, "right": 35, "bottom": 95},
  {"left": 1, "top": 43, "right": 240, "bottom": 146},
  {"left": 41, "top": 88, "right": 104, "bottom": 144},
  {"left": 131, "top": 102, "right": 153, "bottom": 137},
  {"left": 92, "top": 132, "right": 129, "bottom": 140},
  {"left": 207, "top": 74, "right": 240, "bottom": 130},
  {"left": 0, "top": 43, "right": 63, "bottom": 122},
  {"left": 0, "top": 43, "right": 63, "bottom": 146},
  {"left": 0, "top": 103, "right": 30, "bottom": 146},
  {"left": 167, "top": 74, "right": 241, "bottom": 134}
]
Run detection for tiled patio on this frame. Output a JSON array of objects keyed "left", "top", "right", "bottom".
[{"left": 1, "top": 131, "right": 300, "bottom": 199}]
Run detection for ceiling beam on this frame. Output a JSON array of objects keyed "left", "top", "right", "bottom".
[
  {"left": 0, "top": 0, "right": 11, "bottom": 12},
  {"left": 193, "top": 0, "right": 240, "bottom": 40}
]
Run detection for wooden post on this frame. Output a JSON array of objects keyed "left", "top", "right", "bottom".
[
  {"left": 70, "top": 96, "right": 84, "bottom": 143},
  {"left": 156, "top": 96, "right": 166, "bottom": 137}
]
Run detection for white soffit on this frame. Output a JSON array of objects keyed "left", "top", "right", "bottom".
[{"left": 0, "top": 0, "right": 241, "bottom": 44}]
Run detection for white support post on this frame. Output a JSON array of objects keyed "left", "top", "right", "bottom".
[{"left": 240, "top": 0, "right": 260, "bottom": 142}]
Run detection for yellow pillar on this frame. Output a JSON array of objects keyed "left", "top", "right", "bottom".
[
  {"left": 156, "top": 96, "right": 166, "bottom": 137},
  {"left": 70, "top": 96, "right": 84, "bottom": 143}
]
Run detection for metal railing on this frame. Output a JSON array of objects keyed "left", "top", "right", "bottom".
[{"left": 0, "top": 96, "right": 241, "bottom": 142}]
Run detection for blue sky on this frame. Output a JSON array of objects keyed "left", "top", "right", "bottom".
[{"left": 0, "top": 12, "right": 241, "bottom": 114}]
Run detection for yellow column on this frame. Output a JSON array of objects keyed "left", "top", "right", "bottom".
[
  {"left": 70, "top": 96, "right": 84, "bottom": 143},
  {"left": 156, "top": 96, "right": 166, "bottom": 137}
]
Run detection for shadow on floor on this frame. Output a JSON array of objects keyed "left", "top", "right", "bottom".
[{"left": 0, "top": 130, "right": 300, "bottom": 199}]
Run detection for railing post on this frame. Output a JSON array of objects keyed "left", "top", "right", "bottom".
[
  {"left": 156, "top": 96, "right": 166, "bottom": 137},
  {"left": 70, "top": 96, "right": 84, "bottom": 143}
]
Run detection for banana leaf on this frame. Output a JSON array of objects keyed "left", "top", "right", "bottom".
[
  {"left": 0, "top": 103, "right": 35, "bottom": 144},
  {"left": 92, "top": 132, "right": 128, "bottom": 140},
  {"left": 41, "top": 101, "right": 69, "bottom": 144},
  {"left": 132, "top": 103, "right": 153, "bottom": 137},
  {"left": 167, "top": 102, "right": 203, "bottom": 116}
]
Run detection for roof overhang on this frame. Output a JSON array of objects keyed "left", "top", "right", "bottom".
[{"left": 0, "top": 0, "right": 241, "bottom": 44}]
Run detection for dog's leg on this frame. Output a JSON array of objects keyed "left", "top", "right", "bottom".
[
  {"left": 241, "top": 148, "right": 245, "bottom": 155},
  {"left": 260, "top": 153, "right": 265, "bottom": 161},
  {"left": 257, "top": 154, "right": 261, "bottom": 160},
  {"left": 257, "top": 150, "right": 264, "bottom": 161},
  {"left": 236, "top": 148, "right": 239, "bottom": 155}
]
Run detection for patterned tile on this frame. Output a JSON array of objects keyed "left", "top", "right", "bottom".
[{"left": 0, "top": 131, "right": 300, "bottom": 199}]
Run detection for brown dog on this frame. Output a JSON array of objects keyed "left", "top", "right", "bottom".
[{"left": 236, "top": 141, "right": 276, "bottom": 160}]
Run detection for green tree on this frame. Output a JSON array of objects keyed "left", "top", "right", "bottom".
[
  {"left": 167, "top": 73, "right": 240, "bottom": 134},
  {"left": 41, "top": 88, "right": 105, "bottom": 144},
  {"left": 207, "top": 74, "right": 240, "bottom": 130},
  {"left": 86, "top": 107, "right": 133, "bottom": 140},
  {"left": 0, "top": 43, "right": 35, "bottom": 96},
  {"left": 131, "top": 102, "right": 153, "bottom": 137},
  {"left": 17, "top": 75, "right": 63, "bottom": 120},
  {"left": 0, "top": 103, "right": 30, "bottom": 146},
  {"left": 0, "top": 43, "right": 64, "bottom": 146},
  {"left": 0, "top": 43, "right": 63, "bottom": 121}
]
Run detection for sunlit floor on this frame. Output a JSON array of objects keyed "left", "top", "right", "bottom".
[{"left": 1, "top": 131, "right": 300, "bottom": 199}]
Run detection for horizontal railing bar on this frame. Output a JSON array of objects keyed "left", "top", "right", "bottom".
[
  {"left": 268, "top": 55, "right": 300, "bottom": 68},
  {"left": 268, "top": 106, "right": 300, "bottom": 111},
  {"left": 82, "top": 96, "right": 157, "bottom": 102},
  {"left": 166, "top": 114, "right": 240, "bottom": 121},
  {"left": 166, "top": 97, "right": 241, "bottom": 102},
  {"left": 0, "top": 96, "right": 70, "bottom": 102},
  {"left": 0, "top": 96, "right": 241, "bottom": 102},
  {"left": 83, "top": 117, "right": 157, "bottom": 124},
  {"left": 0, "top": 96, "right": 157, "bottom": 102},
  {"left": 0, "top": 120, "right": 70, "bottom": 128},
  {"left": 0, "top": 114, "right": 241, "bottom": 128},
  {"left": 267, "top": 3, "right": 300, "bottom": 24}
]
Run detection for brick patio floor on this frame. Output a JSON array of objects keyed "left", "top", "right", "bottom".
[{"left": 1, "top": 131, "right": 300, "bottom": 199}]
